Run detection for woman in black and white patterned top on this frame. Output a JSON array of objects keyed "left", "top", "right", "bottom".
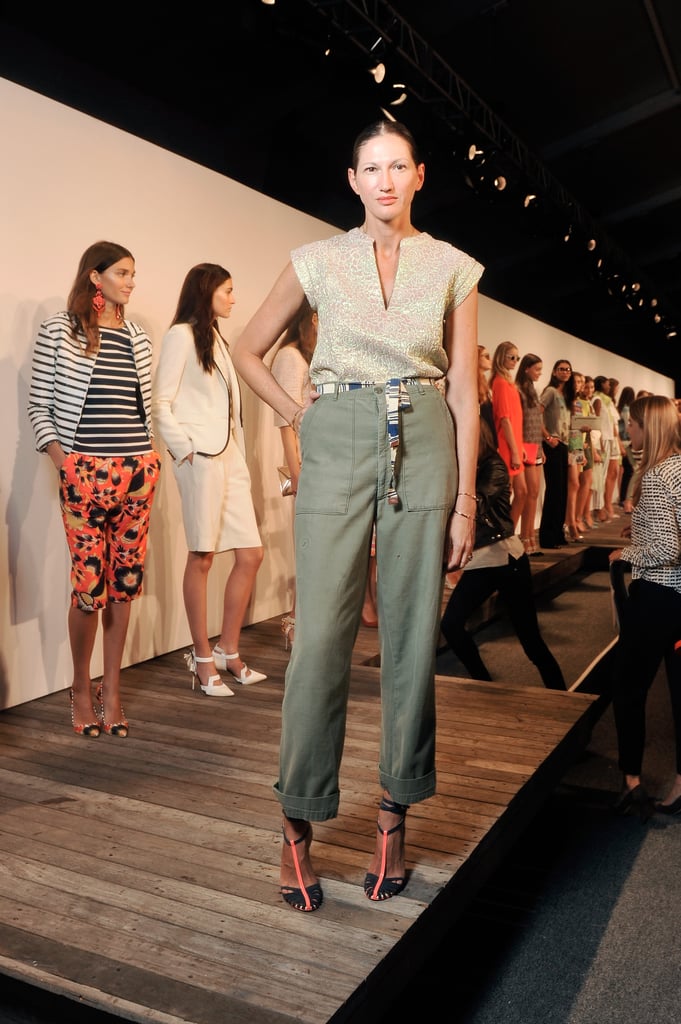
[
  {"left": 609, "top": 395, "right": 681, "bottom": 819},
  {"left": 28, "top": 241, "right": 161, "bottom": 739}
]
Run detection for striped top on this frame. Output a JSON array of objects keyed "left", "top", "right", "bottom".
[
  {"left": 27, "top": 310, "right": 154, "bottom": 455},
  {"left": 73, "top": 328, "right": 152, "bottom": 456}
]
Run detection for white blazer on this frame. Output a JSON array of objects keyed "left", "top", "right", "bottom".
[{"left": 151, "top": 322, "right": 246, "bottom": 462}]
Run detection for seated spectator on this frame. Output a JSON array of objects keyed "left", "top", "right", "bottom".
[{"left": 440, "top": 420, "right": 567, "bottom": 690}]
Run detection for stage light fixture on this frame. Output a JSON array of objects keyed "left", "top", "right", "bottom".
[
  {"left": 587, "top": 238, "right": 597, "bottom": 251},
  {"left": 468, "top": 144, "right": 484, "bottom": 163},
  {"left": 369, "top": 62, "right": 386, "bottom": 83},
  {"left": 390, "top": 84, "right": 407, "bottom": 106},
  {"left": 379, "top": 107, "right": 397, "bottom": 122},
  {"left": 666, "top": 326, "right": 678, "bottom": 339},
  {"left": 493, "top": 174, "right": 507, "bottom": 191},
  {"left": 523, "top": 193, "right": 538, "bottom": 208}
]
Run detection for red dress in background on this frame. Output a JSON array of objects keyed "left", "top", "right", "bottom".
[{"left": 491, "top": 374, "right": 524, "bottom": 477}]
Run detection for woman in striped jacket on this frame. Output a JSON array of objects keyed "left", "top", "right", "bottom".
[{"left": 27, "top": 241, "right": 161, "bottom": 739}]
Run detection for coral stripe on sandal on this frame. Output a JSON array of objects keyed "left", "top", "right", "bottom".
[{"left": 280, "top": 821, "right": 323, "bottom": 912}]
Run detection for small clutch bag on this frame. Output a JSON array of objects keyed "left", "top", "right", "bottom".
[{"left": 278, "top": 465, "right": 294, "bottom": 497}]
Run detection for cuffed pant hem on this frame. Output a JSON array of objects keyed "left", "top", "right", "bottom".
[
  {"left": 378, "top": 769, "right": 436, "bottom": 807},
  {"left": 274, "top": 783, "right": 340, "bottom": 822}
]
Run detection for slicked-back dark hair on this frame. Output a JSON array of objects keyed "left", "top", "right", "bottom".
[{"left": 351, "top": 119, "right": 421, "bottom": 171}]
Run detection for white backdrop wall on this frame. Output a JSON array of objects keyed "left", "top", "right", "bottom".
[{"left": 0, "top": 78, "right": 673, "bottom": 710}]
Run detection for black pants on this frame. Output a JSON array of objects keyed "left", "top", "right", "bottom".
[
  {"left": 539, "top": 439, "right": 568, "bottom": 548},
  {"left": 613, "top": 577, "right": 681, "bottom": 776},
  {"left": 440, "top": 553, "right": 566, "bottom": 690}
]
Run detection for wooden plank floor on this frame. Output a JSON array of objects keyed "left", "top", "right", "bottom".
[{"left": 0, "top": 529, "right": 620, "bottom": 1024}]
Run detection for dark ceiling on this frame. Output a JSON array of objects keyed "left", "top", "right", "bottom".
[{"left": 2, "top": 0, "right": 680, "bottom": 389}]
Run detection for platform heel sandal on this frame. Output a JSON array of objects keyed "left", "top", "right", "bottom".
[{"left": 364, "top": 797, "right": 410, "bottom": 901}]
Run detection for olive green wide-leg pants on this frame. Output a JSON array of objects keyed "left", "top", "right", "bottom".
[{"left": 274, "top": 382, "right": 458, "bottom": 821}]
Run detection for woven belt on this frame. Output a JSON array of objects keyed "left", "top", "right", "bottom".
[{"left": 313, "top": 377, "right": 442, "bottom": 506}]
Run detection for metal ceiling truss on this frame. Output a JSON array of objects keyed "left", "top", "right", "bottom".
[{"left": 305, "top": 0, "right": 678, "bottom": 339}]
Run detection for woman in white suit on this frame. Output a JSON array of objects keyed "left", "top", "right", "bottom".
[{"left": 152, "top": 263, "right": 266, "bottom": 695}]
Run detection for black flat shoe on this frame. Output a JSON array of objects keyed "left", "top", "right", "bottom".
[
  {"left": 654, "top": 794, "right": 681, "bottom": 816},
  {"left": 614, "top": 783, "right": 654, "bottom": 822}
]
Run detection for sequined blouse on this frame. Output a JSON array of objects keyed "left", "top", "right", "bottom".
[{"left": 291, "top": 228, "right": 483, "bottom": 384}]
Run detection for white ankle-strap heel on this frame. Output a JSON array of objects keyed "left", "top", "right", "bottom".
[
  {"left": 184, "top": 648, "right": 234, "bottom": 697},
  {"left": 212, "top": 645, "right": 267, "bottom": 685}
]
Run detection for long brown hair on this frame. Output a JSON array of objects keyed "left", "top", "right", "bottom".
[
  {"left": 170, "top": 263, "right": 231, "bottom": 372},
  {"left": 279, "top": 296, "right": 318, "bottom": 365},
  {"left": 477, "top": 345, "right": 491, "bottom": 405},
  {"left": 628, "top": 395, "right": 681, "bottom": 504},
  {"left": 515, "top": 353, "right": 542, "bottom": 407},
  {"left": 67, "top": 240, "right": 133, "bottom": 355}
]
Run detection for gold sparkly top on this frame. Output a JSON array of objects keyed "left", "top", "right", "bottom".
[{"left": 291, "top": 227, "right": 484, "bottom": 384}]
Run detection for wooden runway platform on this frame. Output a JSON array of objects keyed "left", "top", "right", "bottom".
[{"left": 0, "top": 527, "right": 621, "bottom": 1024}]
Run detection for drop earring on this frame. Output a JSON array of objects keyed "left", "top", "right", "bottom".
[{"left": 92, "top": 284, "right": 106, "bottom": 316}]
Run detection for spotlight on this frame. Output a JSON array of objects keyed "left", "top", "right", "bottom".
[
  {"left": 666, "top": 326, "right": 678, "bottom": 339},
  {"left": 390, "top": 84, "right": 407, "bottom": 106},
  {"left": 467, "top": 144, "right": 485, "bottom": 163},
  {"left": 379, "top": 108, "right": 397, "bottom": 122},
  {"left": 493, "top": 174, "right": 507, "bottom": 191},
  {"left": 523, "top": 193, "right": 538, "bottom": 208},
  {"left": 369, "top": 62, "right": 386, "bottom": 83},
  {"left": 587, "top": 238, "right": 597, "bottom": 251}
]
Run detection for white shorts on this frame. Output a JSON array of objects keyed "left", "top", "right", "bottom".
[{"left": 173, "top": 442, "right": 262, "bottom": 553}]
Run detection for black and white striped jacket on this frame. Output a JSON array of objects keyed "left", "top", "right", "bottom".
[{"left": 27, "top": 310, "right": 154, "bottom": 454}]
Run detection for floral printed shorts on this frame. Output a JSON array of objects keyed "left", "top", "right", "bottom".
[{"left": 59, "top": 451, "right": 161, "bottom": 611}]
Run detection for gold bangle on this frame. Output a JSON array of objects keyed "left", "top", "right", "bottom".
[
  {"left": 453, "top": 509, "right": 475, "bottom": 520},
  {"left": 456, "top": 491, "right": 477, "bottom": 500},
  {"left": 290, "top": 409, "right": 303, "bottom": 433}
]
